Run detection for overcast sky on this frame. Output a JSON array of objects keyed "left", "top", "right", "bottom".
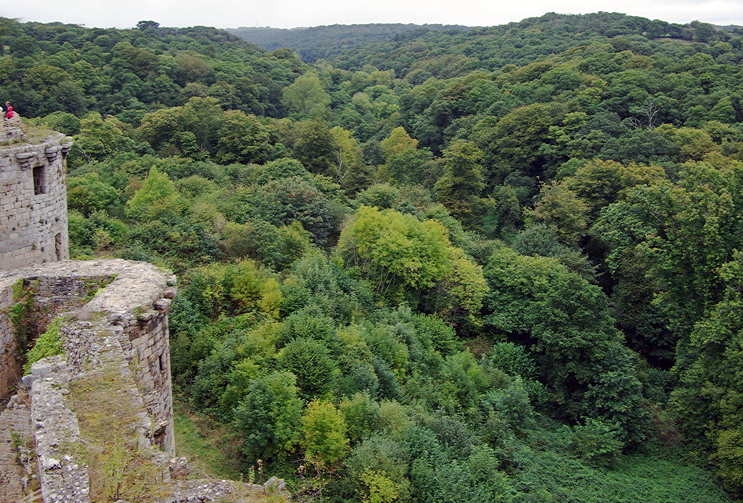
[{"left": 4, "top": 0, "right": 743, "bottom": 30}]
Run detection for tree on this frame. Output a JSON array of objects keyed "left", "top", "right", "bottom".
[
  {"left": 291, "top": 119, "right": 336, "bottom": 176},
  {"left": 714, "top": 428, "right": 743, "bottom": 496},
  {"left": 136, "top": 20, "right": 160, "bottom": 31},
  {"left": 439, "top": 351, "right": 491, "bottom": 415},
  {"left": 338, "top": 206, "right": 452, "bottom": 298},
  {"left": 566, "top": 160, "right": 629, "bottom": 216},
  {"left": 138, "top": 107, "right": 183, "bottom": 153},
  {"left": 593, "top": 160, "right": 743, "bottom": 338},
  {"left": 234, "top": 371, "right": 303, "bottom": 463},
  {"left": 476, "top": 102, "right": 564, "bottom": 182},
  {"left": 125, "top": 167, "right": 183, "bottom": 221},
  {"left": 277, "top": 338, "right": 338, "bottom": 399},
  {"left": 345, "top": 433, "right": 411, "bottom": 502},
  {"left": 249, "top": 176, "right": 342, "bottom": 247},
  {"left": 48, "top": 81, "right": 88, "bottom": 116},
  {"left": 426, "top": 247, "right": 488, "bottom": 326},
  {"left": 381, "top": 127, "right": 419, "bottom": 160},
  {"left": 359, "top": 470, "right": 402, "bottom": 503},
  {"left": 339, "top": 392, "right": 382, "bottom": 443},
  {"left": 175, "top": 53, "right": 213, "bottom": 85},
  {"left": 114, "top": 43, "right": 160, "bottom": 79},
  {"left": 282, "top": 72, "right": 331, "bottom": 117},
  {"left": 301, "top": 399, "right": 350, "bottom": 469},
  {"left": 75, "top": 112, "right": 128, "bottom": 162},
  {"left": 216, "top": 110, "right": 272, "bottom": 164},
  {"left": 39, "top": 111, "right": 80, "bottom": 136},
  {"left": 380, "top": 127, "right": 433, "bottom": 186},
  {"left": 511, "top": 224, "right": 596, "bottom": 281},
  {"left": 180, "top": 97, "right": 224, "bottom": 156},
  {"left": 227, "top": 260, "right": 283, "bottom": 318},
  {"left": 672, "top": 252, "right": 743, "bottom": 494},
  {"left": 434, "top": 140, "right": 485, "bottom": 225},
  {"left": 531, "top": 181, "right": 590, "bottom": 246},
  {"left": 484, "top": 247, "right": 648, "bottom": 442},
  {"left": 67, "top": 173, "right": 121, "bottom": 216},
  {"left": 329, "top": 126, "right": 370, "bottom": 193}
]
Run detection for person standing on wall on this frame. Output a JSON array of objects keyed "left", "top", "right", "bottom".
[{"left": 4, "top": 102, "right": 13, "bottom": 119}]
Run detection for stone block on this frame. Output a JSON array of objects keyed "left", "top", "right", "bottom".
[
  {"left": 168, "top": 457, "right": 191, "bottom": 480},
  {"left": 31, "top": 362, "right": 52, "bottom": 376},
  {"left": 154, "top": 298, "right": 171, "bottom": 311}
]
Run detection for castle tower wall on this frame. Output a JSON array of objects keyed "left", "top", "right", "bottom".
[{"left": 0, "top": 133, "right": 72, "bottom": 270}]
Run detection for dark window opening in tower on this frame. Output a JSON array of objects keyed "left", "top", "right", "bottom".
[
  {"left": 55, "top": 233, "right": 62, "bottom": 260},
  {"left": 33, "top": 166, "right": 46, "bottom": 195}
]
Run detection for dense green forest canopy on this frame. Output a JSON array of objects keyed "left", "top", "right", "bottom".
[
  {"left": 227, "top": 24, "right": 471, "bottom": 62},
  {"left": 3, "top": 11, "right": 743, "bottom": 502}
]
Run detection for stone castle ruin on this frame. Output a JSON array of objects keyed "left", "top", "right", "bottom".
[
  {"left": 0, "top": 115, "right": 71, "bottom": 270},
  {"left": 0, "top": 118, "right": 283, "bottom": 501}
]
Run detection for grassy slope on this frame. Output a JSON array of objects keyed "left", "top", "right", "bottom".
[{"left": 173, "top": 398, "right": 247, "bottom": 481}]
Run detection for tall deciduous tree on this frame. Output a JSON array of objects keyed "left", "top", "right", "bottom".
[
  {"left": 233, "top": 371, "right": 303, "bottom": 463},
  {"left": 291, "top": 119, "right": 336, "bottom": 176},
  {"left": 125, "top": 167, "right": 183, "bottom": 221},
  {"left": 434, "top": 140, "right": 485, "bottom": 226},
  {"left": 672, "top": 252, "right": 743, "bottom": 495},
  {"left": 380, "top": 127, "right": 419, "bottom": 160},
  {"left": 532, "top": 181, "right": 590, "bottom": 246},
  {"left": 330, "top": 126, "right": 370, "bottom": 193},
  {"left": 216, "top": 110, "right": 272, "bottom": 164},
  {"left": 484, "top": 247, "right": 648, "bottom": 442},
  {"left": 338, "top": 206, "right": 452, "bottom": 298},
  {"left": 282, "top": 71, "right": 331, "bottom": 117}
]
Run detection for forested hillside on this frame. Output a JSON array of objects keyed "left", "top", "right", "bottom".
[
  {"left": 2, "top": 12, "right": 743, "bottom": 502},
  {"left": 227, "top": 24, "right": 470, "bottom": 62}
]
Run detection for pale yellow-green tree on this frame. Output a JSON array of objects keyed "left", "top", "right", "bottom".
[
  {"left": 282, "top": 72, "right": 331, "bottom": 117},
  {"left": 380, "top": 126, "right": 418, "bottom": 161},
  {"left": 124, "top": 167, "right": 183, "bottom": 221},
  {"left": 360, "top": 470, "right": 401, "bottom": 503},
  {"left": 338, "top": 206, "right": 452, "bottom": 297},
  {"left": 330, "top": 126, "right": 369, "bottom": 192},
  {"left": 532, "top": 181, "right": 590, "bottom": 246},
  {"left": 301, "top": 399, "right": 350, "bottom": 469}
]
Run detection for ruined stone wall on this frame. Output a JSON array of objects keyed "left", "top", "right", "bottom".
[
  {"left": 0, "top": 392, "right": 34, "bottom": 502},
  {"left": 117, "top": 302, "right": 176, "bottom": 454},
  {"left": 0, "top": 268, "right": 113, "bottom": 406},
  {"left": 0, "top": 284, "right": 20, "bottom": 405},
  {"left": 0, "top": 260, "right": 176, "bottom": 453},
  {"left": 0, "top": 260, "right": 175, "bottom": 500},
  {"left": 84, "top": 259, "right": 177, "bottom": 456},
  {"left": 0, "top": 259, "right": 277, "bottom": 502},
  {"left": 0, "top": 132, "right": 72, "bottom": 271}
]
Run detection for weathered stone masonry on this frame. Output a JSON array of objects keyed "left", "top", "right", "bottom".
[
  {"left": 0, "top": 265, "right": 279, "bottom": 501},
  {"left": 0, "top": 260, "right": 177, "bottom": 501},
  {"left": 0, "top": 132, "right": 72, "bottom": 270}
]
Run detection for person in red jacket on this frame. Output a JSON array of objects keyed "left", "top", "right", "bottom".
[{"left": 4, "top": 102, "right": 13, "bottom": 119}]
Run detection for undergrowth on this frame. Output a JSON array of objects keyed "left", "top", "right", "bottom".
[
  {"left": 173, "top": 398, "right": 245, "bottom": 480},
  {"left": 23, "top": 316, "right": 66, "bottom": 374},
  {"left": 8, "top": 279, "right": 37, "bottom": 354}
]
